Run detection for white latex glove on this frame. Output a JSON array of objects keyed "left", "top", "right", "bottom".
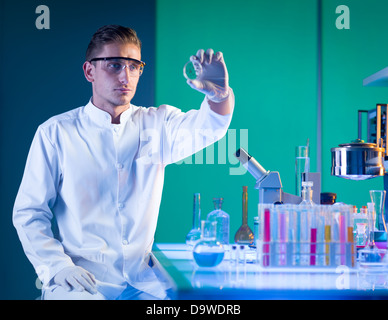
[
  {"left": 53, "top": 266, "right": 97, "bottom": 294},
  {"left": 186, "top": 48, "right": 230, "bottom": 103}
]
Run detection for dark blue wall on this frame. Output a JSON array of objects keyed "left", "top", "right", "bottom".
[{"left": 0, "top": 0, "right": 156, "bottom": 299}]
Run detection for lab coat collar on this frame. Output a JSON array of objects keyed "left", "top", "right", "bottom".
[{"left": 84, "top": 99, "right": 134, "bottom": 128}]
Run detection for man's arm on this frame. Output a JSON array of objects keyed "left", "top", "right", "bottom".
[
  {"left": 13, "top": 127, "right": 94, "bottom": 292},
  {"left": 208, "top": 93, "right": 233, "bottom": 116}
]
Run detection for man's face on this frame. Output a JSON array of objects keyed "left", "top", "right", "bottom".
[{"left": 83, "top": 42, "right": 142, "bottom": 109}]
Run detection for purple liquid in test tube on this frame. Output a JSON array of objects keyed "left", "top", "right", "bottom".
[
  {"left": 263, "top": 208, "right": 271, "bottom": 266},
  {"left": 310, "top": 228, "right": 317, "bottom": 265}
]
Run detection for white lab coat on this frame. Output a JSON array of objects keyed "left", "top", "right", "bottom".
[{"left": 13, "top": 93, "right": 234, "bottom": 299}]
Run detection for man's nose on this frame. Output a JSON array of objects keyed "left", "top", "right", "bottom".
[{"left": 118, "top": 66, "right": 131, "bottom": 84}]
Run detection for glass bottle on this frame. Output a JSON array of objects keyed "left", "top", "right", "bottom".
[
  {"left": 355, "top": 224, "right": 368, "bottom": 248},
  {"left": 185, "top": 193, "right": 201, "bottom": 246},
  {"left": 353, "top": 206, "right": 368, "bottom": 247},
  {"left": 193, "top": 220, "right": 225, "bottom": 267},
  {"left": 234, "top": 186, "right": 254, "bottom": 244},
  {"left": 206, "top": 198, "right": 229, "bottom": 245},
  {"left": 299, "top": 181, "right": 315, "bottom": 206}
]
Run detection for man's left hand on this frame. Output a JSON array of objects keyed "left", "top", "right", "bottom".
[{"left": 186, "top": 48, "right": 230, "bottom": 103}]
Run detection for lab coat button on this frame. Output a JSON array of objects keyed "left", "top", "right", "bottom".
[
  {"left": 122, "top": 240, "right": 128, "bottom": 245},
  {"left": 118, "top": 202, "right": 124, "bottom": 209},
  {"left": 116, "top": 163, "right": 123, "bottom": 170}
]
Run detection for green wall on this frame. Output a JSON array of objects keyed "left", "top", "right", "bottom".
[
  {"left": 155, "top": 0, "right": 388, "bottom": 243},
  {"left": 155, "top": 0, "right": 319, "bottom": 243},
  {"left": 321, "top": 0, "right": 388, "bottom": 207}
]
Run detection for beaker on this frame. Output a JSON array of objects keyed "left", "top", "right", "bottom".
[
  {"left": 185, "top": 193, "right": 202, "bottom": 246},
  {"left": 193, "top": 220, "right": 225, "bottom": 267},
  {"left": 295, "top": 145, "right": 310, "bottom": 197}
]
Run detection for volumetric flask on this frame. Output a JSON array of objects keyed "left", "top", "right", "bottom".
[{"left": 183, "top": 60, "right": 203, "bottom": 80}]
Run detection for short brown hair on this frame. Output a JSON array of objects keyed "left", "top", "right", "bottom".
[{"left": 86, "top": 25, "right": 142, "bottom": 61}]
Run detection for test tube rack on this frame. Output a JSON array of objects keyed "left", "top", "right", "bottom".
[{"left": 256, "top": 204, "right": 356, "bottom": 268}]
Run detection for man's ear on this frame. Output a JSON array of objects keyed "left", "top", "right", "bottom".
[{"left": 83, "top": 61, "right": 95, "bottom": 83}]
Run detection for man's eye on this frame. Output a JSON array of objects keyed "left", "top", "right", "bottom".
[
  {"left": 128, "top": 64, "right": 138, "bottom": 72},
  {"left": 107, "top": 63, "right": 122, "bottom": 70}
]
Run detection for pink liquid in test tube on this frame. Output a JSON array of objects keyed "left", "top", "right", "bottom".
[
  {"left": 263, "top": 208, "right": 271, "bottom": 266},
  {"left": 339, "top": 214, "right": 346, "bottom": 265},
  {"left": 310, "top": 228, "right": 317, "bottom": 265},
  {"left": 279, "top": 211, "right": 286, "bottom": 265}
]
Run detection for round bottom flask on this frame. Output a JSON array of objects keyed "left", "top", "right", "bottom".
[{"left": 193, "top": 220, "right": 224, "bottom": 267}]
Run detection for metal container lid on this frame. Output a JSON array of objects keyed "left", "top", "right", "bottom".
[{"left": 331, "top": 139, "right": 385, "bottom": 180}]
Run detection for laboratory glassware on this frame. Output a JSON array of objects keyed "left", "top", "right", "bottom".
[
  {"left": 234, "top": 186, "right": 254, "bottom": 244},
  {"left": 295, "top": 145, "right": 309, "bottom": 197},
  {"left": 353, "top": 206, "right": 368, "bottom": 248},
  {"left": 186, "top": 193, "right": 202, "bottom": 246},
  {"left": 206, "top": 198, "right": 230, "bottom": 245},
  {"left": 358, "top": 202, "right": 386, "bottom": 268},
  {"left": 193, "top": 220, "right": 225, "bottom": 267},
  {"left": 299, "top": 181, "right": 315, "bottom": 206},
  {"left": 183, "top": 60, "right": 203, "bottom": 80},
  {"left": 355, "top": 224, "right": 368, "bottom": 248},
  {"left": 253, "top": 216, "right": 260, "bottom": 246},
  {"left": 370, "top": 190, "right": 386, "bottom": 231}
]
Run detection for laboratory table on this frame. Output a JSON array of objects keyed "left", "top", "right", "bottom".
[{"left": 151, "top": 243, "right": 388, "bottom": 300}]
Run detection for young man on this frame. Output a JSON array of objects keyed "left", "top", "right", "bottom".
[{"left": 13, "top": 25, "right": 234, "bottom": 300}]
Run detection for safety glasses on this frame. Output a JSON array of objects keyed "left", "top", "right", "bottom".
[{"left": 89, "top": 57, "right": 146, "bottom": 77}]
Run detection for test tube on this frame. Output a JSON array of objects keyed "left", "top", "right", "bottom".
[
  {"left": 293, "top": 205, "right": 301, "bottom": 266},
  {"left": 323, "top": 206, "right": 332, "bottom": 266},
  {"left": 367, "top": 202, "right": 376, "bottom": 247},
  {"left": 286, "top": 204, "right": 296, "bottom": 266},
  {"left": 258, "top": 204, "right": 273, "bottom": 267},
  {"left": 263, "top": 208, "right": 271, "bottom": 267},
  {"left": 238, "top": 245, "right": 246, "bottom": 265},
  {"left": 344, "top": 206, "right": 354, "bottom": 267},
  {"left": 277, "top": 206, "right": 288, "bottom": 266},
  {"left": 315, "top": 206, "right": 326, "bottom": 266},
  {"left": 310, "top": 206, "right": 317, "bottom": 266},
  {"left": 230, "top": 244, "right": 238, "bottom": 267},
  {"left": 299, "top": 205, "right": 310, "bottom": 266},
  {"left": 339, "top": 207, "right": 347, "bottom": 265}
]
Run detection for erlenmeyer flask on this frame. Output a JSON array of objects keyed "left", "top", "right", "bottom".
[
  {"left": 234, "top": 186, "right": 254, "bottom": 244},
  {"left": 370, "top": 190, "right": 386, "bottom": 232}
]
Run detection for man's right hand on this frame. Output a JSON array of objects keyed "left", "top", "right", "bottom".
[{"left": 53, "top": 266, "right": 97, "bottom": 294}]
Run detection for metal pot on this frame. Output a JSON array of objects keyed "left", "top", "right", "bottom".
[{"left": 331, "top": 139, "right": 385, "bottom": 180}]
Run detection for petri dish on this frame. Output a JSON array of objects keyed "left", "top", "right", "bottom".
[{"left": 183, "top": 60, "right": 202, "bottom": 80}]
